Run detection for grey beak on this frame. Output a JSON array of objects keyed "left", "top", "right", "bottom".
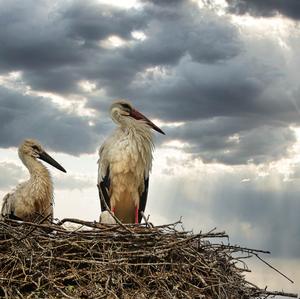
[{"left": 38, "top": 151, "right": 67, "bottom": 173}]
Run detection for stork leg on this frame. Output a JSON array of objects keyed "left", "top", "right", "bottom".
[{"left": 135, "top": 207, "right": 139, "bottom": 224}]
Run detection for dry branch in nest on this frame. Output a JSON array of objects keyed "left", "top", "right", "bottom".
[{"left": 0, "top": 218, "right": 298, "bottom": 299}]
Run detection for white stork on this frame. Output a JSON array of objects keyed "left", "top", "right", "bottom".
[
  {"left": 0, "top": 139, "right": 66, "bottom": 223},
  {"left": 98, "top": 100, "right": 165, "bottom": 224}
]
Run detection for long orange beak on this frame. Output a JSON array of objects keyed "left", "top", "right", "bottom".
[{"left": 130, "top": 109, "right": 165, "bottom": 135}]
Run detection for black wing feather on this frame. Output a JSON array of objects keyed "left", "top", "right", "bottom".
[
  {"left": 99, "top": 167, "right": 111, "bottom": 212},
  {"left": 138, "top": 177, "right": 149, "bottom": 223}
]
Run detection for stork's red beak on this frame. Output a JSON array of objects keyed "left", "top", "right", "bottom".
[{"left": 130, "top": 109, "right": 165, "bottom": 135}]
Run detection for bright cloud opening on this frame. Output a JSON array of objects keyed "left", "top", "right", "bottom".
[{"left": 99, "top": 35, "right": 128, "bottom": 49}]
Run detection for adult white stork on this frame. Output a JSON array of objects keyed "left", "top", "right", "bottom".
[
  {"left": 0, "top": 139, "right": 66, "bottom": 223},
  {"left": 98, "top": 100, "right": 165, "bottom": 224}
]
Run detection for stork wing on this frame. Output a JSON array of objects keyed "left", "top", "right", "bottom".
[
  {"left": 0, "top": 193, "right": 22, "bottom": 220},
  {"left": 98, "top": 143, "right": 111, "bottom": 212},
  {"left": 0, "top": 193, "right": 10, "bottom": 220},
  {"left": 138, "top": 176, "right": 149, "bottom": 223},
  {"left": 99, "top": 167, "right": 111, "bottom": 212}
]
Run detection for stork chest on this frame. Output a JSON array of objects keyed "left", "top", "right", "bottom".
[
  {"left": 107, "top": 133, "right": 152, "bottom": 176},
  {"left": 111, "top": 136, "right": 140, "bottom": 161}
]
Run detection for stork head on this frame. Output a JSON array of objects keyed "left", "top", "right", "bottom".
[
  {"left": 110, "top": 100, "right": 165, "bottom": 134},
  {"left": 18, "top": 139, "right": 67, "bottom": 173}
]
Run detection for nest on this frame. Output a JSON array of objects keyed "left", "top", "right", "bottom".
[{"left": 0, "top": 218, "right": 297, "bottom": 299}]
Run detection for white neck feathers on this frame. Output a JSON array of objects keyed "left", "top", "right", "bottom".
[{"left": 22, "top": 155, "right": 53, "bottom": 201}]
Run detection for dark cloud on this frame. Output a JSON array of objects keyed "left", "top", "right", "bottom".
[
  {"left": 122, "top": 50, "right": 295, "bottom": 123},
  {"left": 164, "top": 119, "right": 296, "bottom": 165},
  {"left": 0, "top": 0, "right": 148, "bottom": 93},
  {"left": 0, "top": 0, "right": 299, "bottom": 166},
  {"left": 141, "top": 0, "right": 184, "bottom": 6},
  {"left": 0, "top": 87, "right": 99, "bottom": 155},
  {"left": 0, "top": 0, "right": 240, "bottom": 94},
  {"left": 115, "top": 51, "right": 298, "bottom": 164},
  {"left": 121, "top": 8, "right": 240, "bottom": 67},
  {"left": 25, "top": 69, "right": 81, "bottom": 94},
  {"left": 0, "top": 0, "right": 83, "bottom": 73},
  {"left": 64, "top": 1, "right": 147, "bottom": 41},
  {"left": 226, "top": 0, "right": 300, "bottom": 20}
]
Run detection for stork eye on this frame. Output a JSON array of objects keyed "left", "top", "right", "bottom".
[
  {"left": 120, "top": 103, "right": 131, "bottom": 112},
  {"left": 32, "top": 145, "right": 40, "bottom": 151}
]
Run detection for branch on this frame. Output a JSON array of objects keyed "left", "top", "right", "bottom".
[
  {"left": 140, "top": 211, "right": 154, "bottom": 228},
  {"left": 254, "top": 253, "right": 294, "bottom": 284},
  {"left": 257, "top": 289, "right": 298, "bottom": 298}
]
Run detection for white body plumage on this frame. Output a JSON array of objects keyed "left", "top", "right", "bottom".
[
  {"left": 98, "top": 117, "right": 154, "bottom": 200},
  {"left": 1, "top": 139, "right": 66, "bottom": 222},
  {"left": 1, "top": 160, "right": 53, "bottom": 222},
  {"left": 98, "top": 101, "right": 164, "bottom": 224}
]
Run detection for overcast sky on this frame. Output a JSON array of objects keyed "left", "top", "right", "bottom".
[{"left": 0, "top": 0, "right": 300, "bottom": 294}]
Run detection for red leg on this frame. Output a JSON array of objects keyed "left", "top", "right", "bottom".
[
  {"left": 135, "top": 207, "right": 139, "bottom": 224},
  {"left": 112, "top": 208, "right": 115, "bottom": 214}
]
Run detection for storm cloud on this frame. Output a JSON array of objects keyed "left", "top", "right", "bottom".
[
  {"left": 164, "top": 118, "right": 296, "bottom": 165},
  {"left": 0, "top": 87, "right": 99, "bottom": 155},
  {"left": 0, "top": 0, "right": 300, "bottom": 163},
  {"left": 226, "top": 0, "right": 300, "bottom": 20}
]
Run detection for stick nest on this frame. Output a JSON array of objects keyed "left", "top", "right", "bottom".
[{"left": 0, "top": 218, "right": 297, "bottom": 299}]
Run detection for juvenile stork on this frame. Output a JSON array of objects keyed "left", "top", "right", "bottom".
[
  {"left": 0, "top": 139, "right": 66, "bottom": 223},
  {"left": 98, "top": 100, "right": 165, "bottom": 224}
]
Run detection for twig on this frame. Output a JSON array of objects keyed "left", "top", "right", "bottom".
[
  {"left": 254, "top": 253, "right": 294, "bottom": 284},
  {"left": 0, "top": 218, "right": 297, "bottom": 299},
  {"left": 140, "top": 211, "right": 154, "bottom": 228},
  {"left": 258, "top": 290, "right": 298, "bottom": 298},
  {"left": 17, "top": 213, "right": 52, "bottom": 242}
]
